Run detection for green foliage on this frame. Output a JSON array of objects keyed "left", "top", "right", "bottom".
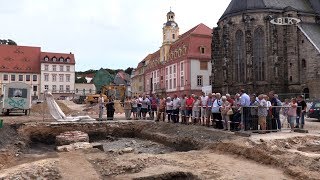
[
  {"left": 124, "top": 67, "right": 134, "bottom": 75},
  {"left": 75, "top": 77, "right": 87, "bottom": 83},
  {"left": 0, "top": 39, "right": 17, "bottom": 45}
]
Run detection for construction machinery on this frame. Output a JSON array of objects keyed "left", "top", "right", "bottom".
[{"left": 85, "top": 84, "right": 127, "bottom": 104}]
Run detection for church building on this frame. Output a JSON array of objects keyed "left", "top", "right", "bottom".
[{"left": 212, "top": 0, "right": 320, "bottom": 98}]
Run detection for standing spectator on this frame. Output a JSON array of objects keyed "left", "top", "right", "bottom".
[
  {"left": 192, "top": 96, "right": 201, "bottom": 124},
  {"left": 257, "top": 94, "right": 268, "bottom": 133},
  {"left": 137, "top": 94, "right": 142, "bottom": 119},
  {"left": 212, "top": 93, "right": 223, "bottom": 129},
  {"left": 98, "top": 93, "right": 105, "bottom": 121},
  {"left": 288, "top": 98, "right": 298, "bottom": 132},
  {"left": 282, "top": 99, "right": 290, "bottom": 128},
  {"left": 140, "top": 95, "right": 149, "bottom": 120},
  {"left": 296, "top": 95, "right": 307, "bottom": 129},
  {"left": 180, "top": 94, "right": 187, "bottom": 124},
  {"left": 206, "top": 93, "right": 214, "bottom": 127},
  {"left": 149, "top": 94, "right": 158, "bottom": 120},
  {"left": 124, "top": 96, "right": 132, "bottom": 120},
  {"left": 166, "top": 97, "right": 173, "bottom": 122},
  {"left": 269, "top": 91, "right": 281, "bottom": 130},
  {"left": 185, "top": 94, "right": 194, "bottom": 124},
  {"left": 131, "top": 96, "right": 138, "bottom": 120},
  {"left": 240, "top": 89, "right": 251, "bottom": 130},
  {"left": 172, "top": 94, "right": 181, "bottom": 123},
  {"left": 250, "top": 94, "right": 259, "bottom": 130},
  {"left": 106, "top": 96, "right": 115, "bottom": 120},
  {"left": 200, "top": 92, "right": 208, "bottom": 126},
  {"left": 157, "top": 96, "right": 166, "bottom": 122},
  {"left": 220, "top": 96, "right": 231, "bottom": 130}
]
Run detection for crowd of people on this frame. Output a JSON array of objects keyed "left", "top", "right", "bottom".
[{"left": 120, "top": 89, "right": 307, "bottom": 132}]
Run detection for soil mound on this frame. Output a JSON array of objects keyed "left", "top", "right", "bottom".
[{"left": 31, "top": 102, "right": 74, "bottom": 115}]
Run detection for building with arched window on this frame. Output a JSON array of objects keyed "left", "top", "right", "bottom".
[{"left": 212, "top": 0, "right": 320, "bottom": 98}]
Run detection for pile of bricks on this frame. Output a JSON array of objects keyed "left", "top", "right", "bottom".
[{"left": 55, "top": 131, "right": 89, "bottom": 146}]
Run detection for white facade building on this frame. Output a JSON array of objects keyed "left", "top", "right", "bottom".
[{"left": 40, "top": 52, "right": 75, "bottom": 97}]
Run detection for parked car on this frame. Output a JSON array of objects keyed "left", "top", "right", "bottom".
[{"left": 308, "top": 101, "right": 320, "bottom": 120}]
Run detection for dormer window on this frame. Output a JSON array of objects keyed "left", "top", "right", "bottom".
[
  {"left": 44, "top": 56, "right": 49, "bottom": 61},
  {"left": 200, "top": 47, "right": 205, "bottom": 54},
  {"left": 52, "top": 57, "right": 57, "bottom": 62},
  {"left": 66, "top": 58, "right": 70, "bottom": 63},
  {"left": 59, "top": 57, "right": 64, "bottom": 62}
]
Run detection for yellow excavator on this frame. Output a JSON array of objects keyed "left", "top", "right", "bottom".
[{"left": 85, "top": 84, "right": 126, "bottom": 104}]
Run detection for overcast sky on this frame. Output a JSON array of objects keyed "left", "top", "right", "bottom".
[{"left": 0, "top": 0, "right": 231, "bottom": 71}]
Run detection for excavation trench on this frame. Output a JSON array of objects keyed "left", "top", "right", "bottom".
[{"left": 1, "top": 121, "right": 320, "bottom": 179}]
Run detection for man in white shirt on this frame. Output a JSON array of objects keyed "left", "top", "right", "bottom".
[
  {"left": 172, "top": 94, "right": 181, "bottom": 123},
  {"left": 98, "top": 93, "right": 105, "bottom": 121},
  {"left": 200, "top": 92, "right": 208, "bottom": 125}
]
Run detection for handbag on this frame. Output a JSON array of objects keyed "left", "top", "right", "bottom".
[{"left": 227, "top": 109, "right": 234, "bottom": 115}]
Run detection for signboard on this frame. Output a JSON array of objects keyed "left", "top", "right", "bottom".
[{"left": 270, "top": 17, "right": 301, "bottom": 26}]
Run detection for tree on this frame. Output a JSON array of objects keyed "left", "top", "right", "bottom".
[
  {"left": 75, "top": 77, "right": 87, "bottom": 83},
  {"left": 124, "top": 67, "right": 134, "bottom": 75},
  {"left": 0, "top": 39, "right": 17, "bottom": 45}
]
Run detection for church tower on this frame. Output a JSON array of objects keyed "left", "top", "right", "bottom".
[{"left": 160, "top": 9, "right": 179, "bottom": 62}]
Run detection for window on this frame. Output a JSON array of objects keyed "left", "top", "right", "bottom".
[
  {"left": 52, "top": 65, "right": 56, "bottom": 71},
  {"left": 33, "top": 86, "right": 37, "bottom": 92},
  {"left": 166, "top": 68, "right": 168, "bottom": 75},
  {"left": 169, "top": 79, "right": 172, "bottom": 89},
  {"left": 197, "top": 75, "right": 203, "bottom": 86},
  {"left": 45, "top": 65, "right": 49, "bottom": 71},
  {"left": 26, "top": 75, "right": 30, "bottom": 81},
  {"left": 52, "top": 85, "right": 57, "bottom": 92},
  {"left": 181, "top": 76, "right": 184, "bottom": 87},
  {"left": 76, "top": 89, "right": 79, "bottom": 93},
  {"left": 173, "top": 65, "right": 176, "bottom": 73},
  {"left": 180, "top": 62, "right": 184, "bottom": 71},
  {"left": 59, "top": 85, "right": 63, "bottom": 92},
  {"left": 172, "top": 34, "right": 175, "bottom": 39},
  {"left": 302, "top": 59, "right": 306, "bottom": 68},
  {"left": 66, "top": 58, "right": 70, "bottom": 63},
  {"left": 3, "top": 74, "right": 8, "bottom": 81},
  {"left": 33, "top": 75, "right": 37, "bottom": 81},
  {"left": 170, "top": 66, "right": 172, "bottom": 74},
  {"left": 200, "top": 47, "right": 205, "bottom": 54},
  {"left": 44, "top": 85, "right": 48, "bottom": 90},
  {"left": 253, "top": 28, "right": 265, "bottom": 81},
  {"left": 200, "top": 61, "right": 208, "bottom": 70},
  {"left": 173, "top": 78, "right": 176, "bottom": 88},
  {"left": 66, "top": 66, "right": 70, "bottom": 72},
  {"left": 19, "top": 75, "right": 23, "bottom": 81},
  {"left": 11, "top": 75, "right": 15, "bottom": 81},
  {"left": 89, "top": 89, "right": 92, "bottom": 93},
  {"left": 166, "top": 80, "right": 168, "bottom": 90},
  {"left": 60, "top": 65, "right": 63, "bottom": 72},
  {"left": 52, "top": 74, "right": 57, "bottom": 82},
  {"left": 44, "top": 74, "right": 49, "bottom": 81},
  {"left": 66, "top": 85, "right": 70, "bottom": 92},
  {"left": 59, "top": 74, "right": 64, "bottom": 82},
  {"left": 44, "top": 56, "right": 49, "bottom": 61},
  {"left": 290, "top": 76, "right": 293, "bottom": 82},
  {"left": 52, "top": 57, "right": 57, "bottom": 62},
  {"left": 66, "top": 75, "right": 70, "bottom": 82},
  {"left": 59, "top": 57, "right": 64, "bottom": 62},
  {"left": 234, "top": 30, "right": 245, "bottom": 82}
]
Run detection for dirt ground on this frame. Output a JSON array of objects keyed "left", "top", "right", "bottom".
[{"left": 1, "top": 100, "right": 320, "bottom": 179}]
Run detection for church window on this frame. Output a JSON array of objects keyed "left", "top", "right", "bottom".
[
  {"left": 302, "top": 59, "right": 306, "bottom": 68},
  {"left": 290, "top": 76, "right": 293, "bottom": 82},
  {"left": 234, "top": 30, "right": 245, "bottom": 82},
  {"left": 253, "top": 28, "right": 265, "bottom": 81}
]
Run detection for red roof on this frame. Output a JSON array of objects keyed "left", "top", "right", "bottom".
[
  {"left": 40, "top": 52, "right": 75, "bottom": 65},
  {"left": 0, "top": 45, "right": 41, "bottom": 74}
]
